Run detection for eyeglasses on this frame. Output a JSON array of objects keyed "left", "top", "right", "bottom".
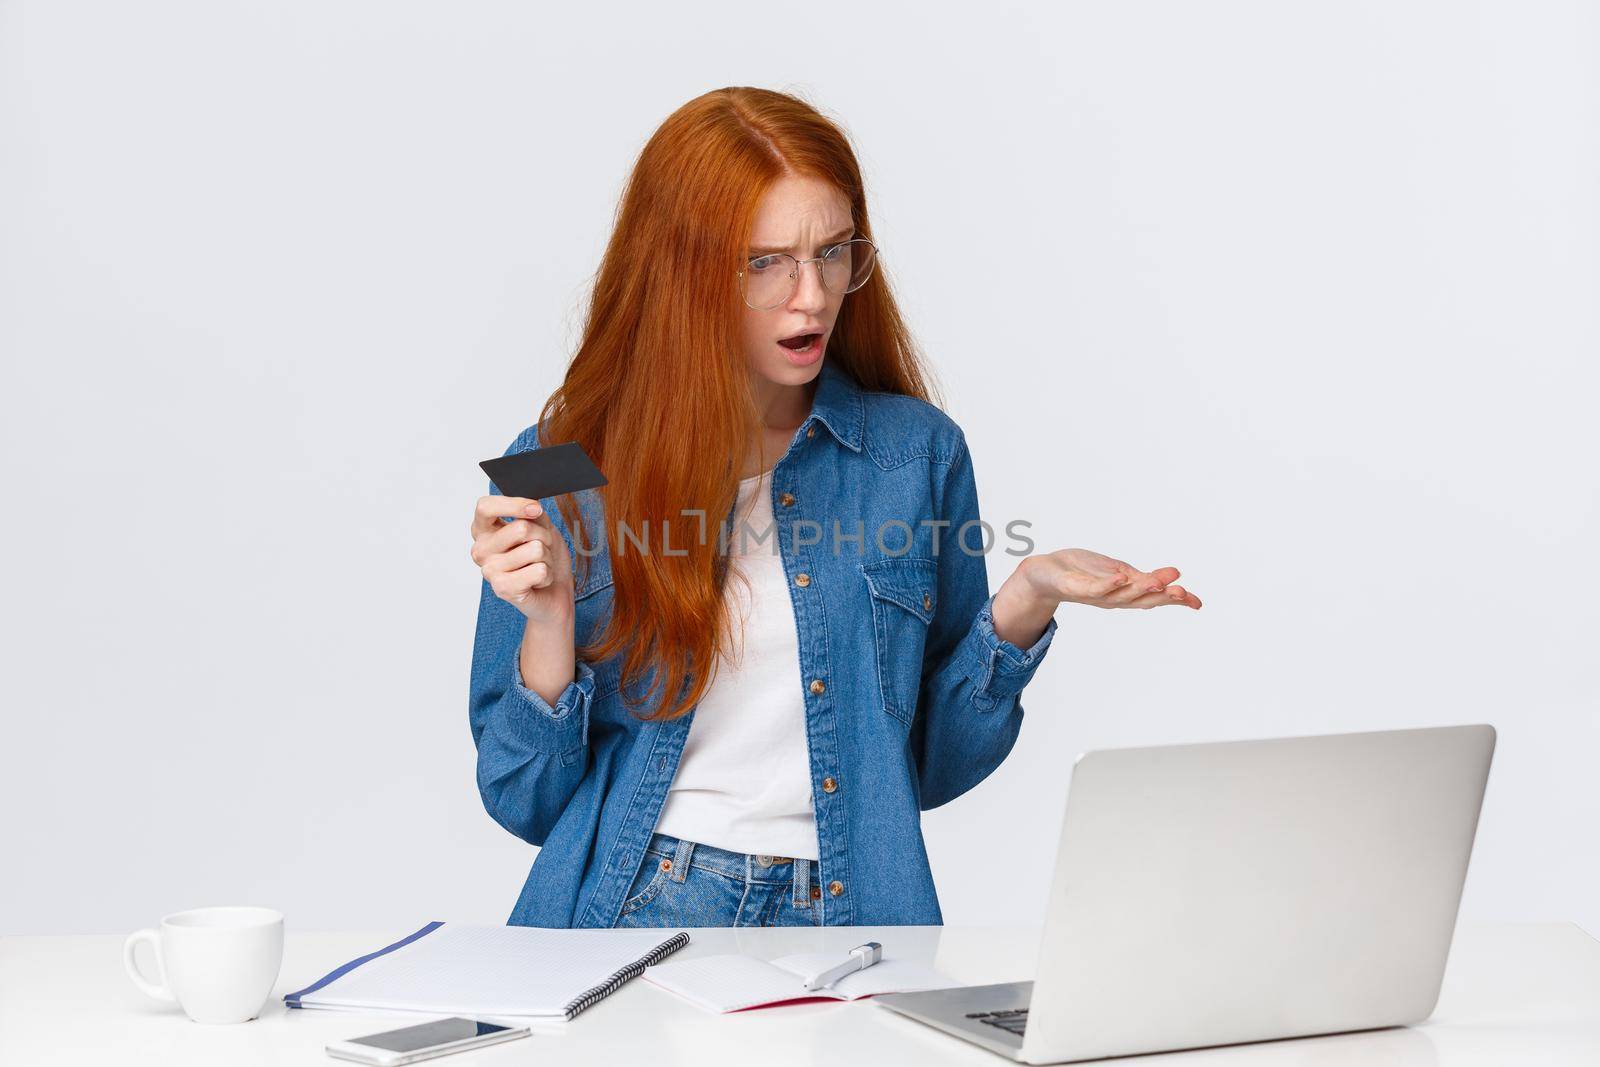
[{"left": 737, "top": 238, "right": 879, "bottom": 311}]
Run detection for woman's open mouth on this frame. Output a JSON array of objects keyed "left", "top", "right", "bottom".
[{"left": 776, "top": 332, "right": 823, "bottom": 364}]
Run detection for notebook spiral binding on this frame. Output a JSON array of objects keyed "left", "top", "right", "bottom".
[{"left": 562, "top": 930, "right": 691, "bottom": 1020}]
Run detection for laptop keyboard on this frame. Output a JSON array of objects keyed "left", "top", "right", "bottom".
[{"left": 966, "top": 1008, "right": 1028, "bottom": 1036}]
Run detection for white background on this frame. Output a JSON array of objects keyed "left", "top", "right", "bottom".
[{"left": 2, "top": 0, "right": 1594, "bottom": 937}]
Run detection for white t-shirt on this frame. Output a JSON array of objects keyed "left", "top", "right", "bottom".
[{"left": 652, "top": 468, "right": 820, "bottom": 860}]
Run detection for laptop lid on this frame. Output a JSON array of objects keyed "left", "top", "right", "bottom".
[{"left": 1020, "top": 724, "right": 1495, "bottom": 1064}]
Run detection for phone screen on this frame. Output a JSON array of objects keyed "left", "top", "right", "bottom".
[{"left": 351, "top": 1017, "right": 513, "bottom": 1053}]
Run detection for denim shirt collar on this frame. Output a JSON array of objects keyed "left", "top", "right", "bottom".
[{"left": 806, "top": 358, "right": 865, "bottom": 453}]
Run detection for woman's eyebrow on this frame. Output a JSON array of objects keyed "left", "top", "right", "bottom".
[{"left": 748, "top": 227, "right": 856, "bottom": 255}]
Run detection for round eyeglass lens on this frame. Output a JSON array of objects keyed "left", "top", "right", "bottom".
[{"left": 821, "top": 239, "right": 877, "bottom": 296}]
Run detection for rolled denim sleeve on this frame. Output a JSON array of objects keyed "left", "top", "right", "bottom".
[
  {"left": 912, "top": 431, "right": 1058, "bottom": 810},
  {"left": 467, "top": 426, "right": 596, "bottom": 846},
  {"left": 494, "top": 627, "right": 597, "bottom": 756},
  {"left": 958, "top": 593, "right": 1057, "bottom": 711}
]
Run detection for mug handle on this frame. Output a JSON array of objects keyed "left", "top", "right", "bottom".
[{"left": 123, "top": 928, "right": 176, "bottom": 1002}]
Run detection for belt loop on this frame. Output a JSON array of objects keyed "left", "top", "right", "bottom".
[
  {"left": 671, "top": 837, "right": 694, "bottom": 883},
  {"left": 792, "top": 857, "right": 810, "bottom": 907}
]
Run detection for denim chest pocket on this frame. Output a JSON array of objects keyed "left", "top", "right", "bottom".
[
  {"left": 573, "top": 576, "right": 614, "bottom": 658},
  {"left": 861, "top": 556, "right": 938, "bottom": 728}
]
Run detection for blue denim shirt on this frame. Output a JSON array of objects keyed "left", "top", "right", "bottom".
[{"left": 468, "top": 358, "right": 1059, "bottom": 927}]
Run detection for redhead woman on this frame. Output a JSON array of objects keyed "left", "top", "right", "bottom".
[{"left": 467, "top": 87, "right": 1201, "bottom": 929}]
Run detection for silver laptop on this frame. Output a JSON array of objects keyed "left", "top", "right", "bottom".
[{"left": 874, "top": 724, "right": 1496, "bottom": 1063}]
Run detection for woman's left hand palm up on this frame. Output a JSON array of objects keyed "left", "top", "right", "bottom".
[{"left": 1022, "top": 547, "right": 1202, "bottom": 611}]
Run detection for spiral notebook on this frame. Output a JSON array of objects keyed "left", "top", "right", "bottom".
[{"left": 283, "top": 922, "right": 689, "bottom": 1022}]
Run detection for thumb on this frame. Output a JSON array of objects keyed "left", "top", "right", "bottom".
[{"left": 521, "top": 499, "right": 559, "bottom": 532}]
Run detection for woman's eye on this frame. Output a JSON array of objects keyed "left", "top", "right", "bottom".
[{"left": 748, "top": 256, "right": 778, "bottom": 271}]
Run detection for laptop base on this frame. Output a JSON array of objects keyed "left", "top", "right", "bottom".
[{"left": 874, "top": 981, "right": 1034, "bottom": 1061}]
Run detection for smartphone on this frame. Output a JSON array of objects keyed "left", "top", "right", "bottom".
[{"left": 325, "top": 1017, "right": 530, "bottom": 1065}]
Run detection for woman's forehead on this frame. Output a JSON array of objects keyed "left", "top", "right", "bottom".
[{"left": 749, "top": 175, "right": 852, "bottom": 246}]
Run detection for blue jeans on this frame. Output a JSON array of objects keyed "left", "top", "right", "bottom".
[{"left": 611, "top": 832, "right": 823, "bottom": 928}]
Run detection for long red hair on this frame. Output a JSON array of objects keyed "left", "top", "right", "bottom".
[{"left": 539, "top": 86, "right": 940, "bottom": 721}]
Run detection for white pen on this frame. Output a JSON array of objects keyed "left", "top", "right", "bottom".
[{"left": 800, "top": 941, "right": 883, "bottom": 991}]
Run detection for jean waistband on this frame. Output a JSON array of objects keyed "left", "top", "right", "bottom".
[{"left": 644, "top": 831, "right": 819, "bottom": 908}]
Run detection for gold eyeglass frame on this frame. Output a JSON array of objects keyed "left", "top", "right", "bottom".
[{"left": 736, "top": 238, "right": 880, "bottom": 311}]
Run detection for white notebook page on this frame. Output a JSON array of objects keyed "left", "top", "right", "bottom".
[
  {"left": 293, "top": 924, "right": 685, "bottom": 1018},
  {"left": 770, "top": 952, "right": 954, "bottom": 999},
  {"left": 645, "top": 954, "right": 819, "bottom": 1012},
  {"left": 643, "top": 951, "right": 957, "bottom": 1013}
]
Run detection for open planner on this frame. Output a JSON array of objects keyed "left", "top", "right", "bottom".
[
  {"left": 642, "top": 950, "right": 957, "bottom": 1013},
  {"left": 282, "top": 922, "right": 689, "bottom": 1022}
]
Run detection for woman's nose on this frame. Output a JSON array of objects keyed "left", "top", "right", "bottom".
[{"left": 789, "top": 261, "right": 828, "bottom": 312}]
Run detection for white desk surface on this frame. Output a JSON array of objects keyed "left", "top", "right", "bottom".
[{"left": 2, "top": 921, "right": 1597, "bottom": 1066}]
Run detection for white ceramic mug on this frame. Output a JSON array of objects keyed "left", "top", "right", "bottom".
[{"left": 123, "top": 906, "right": 284, "bottom": 1023}]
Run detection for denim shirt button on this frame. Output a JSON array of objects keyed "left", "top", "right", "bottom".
[
  {"left": 806, "top": 425, "right": 816, "bottom": 438},
  {"left": 795, "top": 572, "right": 811, "bottom": 587},
  {"left": 779, "top": 492, "right": 796, "bottom": 507},
  {"left": 809, "top": 678, "right": 826, "bottom": 695},
  {"left": 828, "top": 880, "right": 844, "bottom": 896}
]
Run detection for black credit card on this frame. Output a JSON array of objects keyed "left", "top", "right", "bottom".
[{"left": 479, "top": 440, "right": 607, "bottom": 501}]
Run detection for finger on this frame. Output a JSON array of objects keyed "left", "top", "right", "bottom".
[
  {"left": 1100, "top": 571, "right": 1132, "bottom": 596},
  {"left": 1120, "top": 584, "right": 1201, "bottom": 610},
  {"left": 1171, "top": 585, "right": 1202, "bottom": 609},
  {"left": 487, "top": 518, "right": 543, "bottom": 557},
  {"left": 482, "top": 534, "right": 548, "bottom": 577},
  {"left": 472, "top": 494, "right": 535, "bottom": 535},
  {"left": 1105, "top": 570, "right": 1165, "bottom": 604},
  {"left": 492, "top": 561, "right": 552, "bottom": 603},
  {"left": 471, "top": 518, "right": 555, "bottom": 567},
  {"left": 1053, "top": 568, "right": 1133, "bottom": 604},
  {"left": 1155, "top": 582, "right": 1199, "bottom": 609},
  {"left": 471, "top": 495, "right": 552, "bottom": 540},
  {"left": 472, "top": 495, "right": 527, "bottom": 540},
  {"left": 516, "top": 560, "right": 556, "bottom": 590},
  {"left": 1107, "top": 565, "right": 1185, "bottom": 604}
]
